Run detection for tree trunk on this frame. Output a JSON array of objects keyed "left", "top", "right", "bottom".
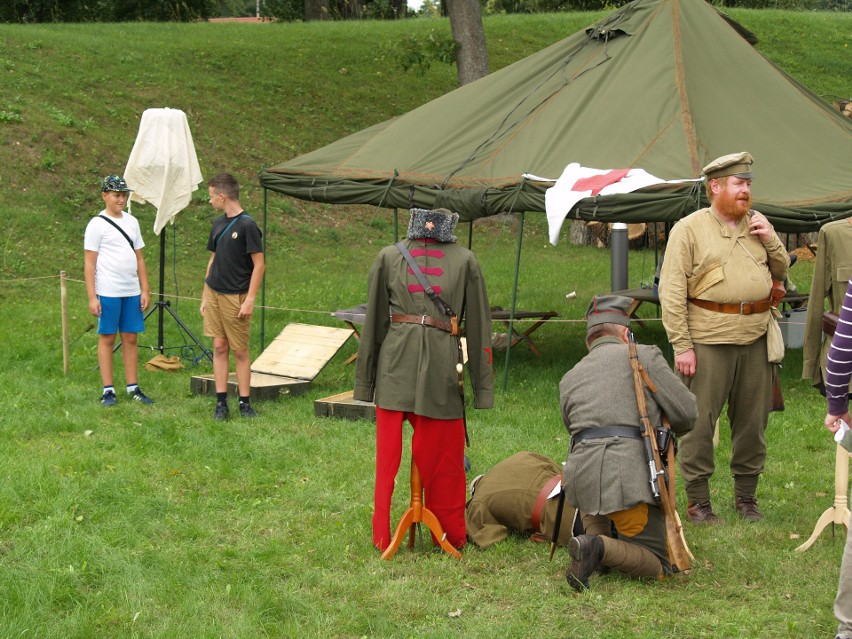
[
  {"left": 445, "top": 0, "right": 489, "bottom": 86},
  {"left": 304, "top": 0, "right": 329, "bottom": 20}
]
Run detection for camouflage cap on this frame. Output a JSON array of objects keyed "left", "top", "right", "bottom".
[
  {"left": 702, "top": 152, "right": 754, "bottom": 180},
  {"left": 585, "top": 295, "right": 633, "bottom": 329},
  {"left": 101, "top": 175, "right": 133, "bottom": 192}
]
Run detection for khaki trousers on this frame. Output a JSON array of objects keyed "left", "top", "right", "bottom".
[{"left": 676, "top": 337, "right": 771, "bottom": 503}]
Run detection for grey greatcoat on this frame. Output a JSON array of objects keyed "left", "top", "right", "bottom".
[
  {"left": 560, "top": 336, "right": 697, "bottom": 515},
  {"left": 353, "top": 238, "right": 494, "bottom": 419}
]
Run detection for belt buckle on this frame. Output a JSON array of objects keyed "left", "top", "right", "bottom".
[
  {"left": 740, "top": 301, "right": 753, "bottom": 315},
  {"left": 420, "top": 315, "right": 427, "bottom": 326}
]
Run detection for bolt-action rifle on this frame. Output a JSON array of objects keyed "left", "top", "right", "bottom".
[{"left": 628, "top": 331, "right": 692, "bottom": 574}]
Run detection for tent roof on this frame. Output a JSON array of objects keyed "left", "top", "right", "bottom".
[{"left": 260, "top": 0, "right": 852, "bottom": 234}]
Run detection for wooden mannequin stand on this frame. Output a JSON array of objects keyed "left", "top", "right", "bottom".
[
  {"left": 796, "top": 444, "right": 852, "bottom": 552},
  {"left": 381, "top": 460, "right": 462, "bottom": 561}
]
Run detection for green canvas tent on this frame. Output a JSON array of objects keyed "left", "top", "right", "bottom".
[
  {"left": 258, "top": 0, "right": 852, "bottom": 388},
  {"left": 260, "top": 0, "right": 852, "bottom": 234}
]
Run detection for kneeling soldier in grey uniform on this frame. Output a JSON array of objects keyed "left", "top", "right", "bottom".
[{"left": 559, "top": 295, "right": 698, "bottom": 590}]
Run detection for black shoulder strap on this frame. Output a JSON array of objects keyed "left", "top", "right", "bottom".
[
  {"left": 395, "top": 241, "right": 456, "bottom": 319},
  {"left": 98, "top": 215, "right": 135, "bottom": 250},
  {"left": 214, "top": 213, "right": 250, "bottom": 247}
]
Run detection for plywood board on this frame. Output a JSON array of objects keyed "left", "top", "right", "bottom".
[{"left": 251, "top": 323, "right": 354, "bottom": 380}]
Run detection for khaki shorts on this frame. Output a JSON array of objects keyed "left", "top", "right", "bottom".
[{"left": 203, "top": 287, "right": 251, "bottom": 351}]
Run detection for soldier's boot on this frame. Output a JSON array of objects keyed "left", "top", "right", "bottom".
[
  {"left": 566, "top": 534, "right": 604, "bottom": 591},
  {"left": 599, "top": 536, "right": 664, "bottom": 578}
]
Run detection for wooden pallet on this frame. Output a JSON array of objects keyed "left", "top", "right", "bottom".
[{"left": 190, "top": 323, "right": 353, "bottom": 401}]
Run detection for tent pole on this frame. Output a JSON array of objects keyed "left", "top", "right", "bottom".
[
  {"left": 502, "top": 212, "right": 525, "bottom": 393},
  {"left": 261, "top": 187, "right": 268, "bottom": 352}
]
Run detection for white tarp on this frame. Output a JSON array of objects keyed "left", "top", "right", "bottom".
[{"left": 124, "top": 108, "right": 203, "bottom": 235}]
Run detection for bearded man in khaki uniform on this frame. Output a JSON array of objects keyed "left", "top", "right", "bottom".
[{"left": 658, "top": 152, "right": 789, "bottom": 524}]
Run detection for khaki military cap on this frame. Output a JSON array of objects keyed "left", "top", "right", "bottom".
[
  {"left": 702, "top": 152, "right": 754, "bottom": 180},
  {"left": 585, "top": 295, "right": 633, "bottom": 329}
]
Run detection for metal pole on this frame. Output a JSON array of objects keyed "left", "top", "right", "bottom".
[
  {"left": 610, "top": 222, "right": 628, "bottom": 292},
  {"left": 502, "top": 212, "right": 525, "bottom": 393}
]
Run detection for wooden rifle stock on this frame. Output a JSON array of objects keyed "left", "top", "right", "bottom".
[{"left": 627, "top": 333, "right": 692, "bottom": 574}]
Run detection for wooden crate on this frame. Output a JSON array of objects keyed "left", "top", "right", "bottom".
[
  {"left": 314, "top": 390, "right": 376, "bottom": 421},
  {"left": 190, "top": 323, "right": 353, "bottom": 401}
]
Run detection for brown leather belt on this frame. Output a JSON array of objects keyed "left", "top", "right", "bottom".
[
  {"left": 688, "top": 297, "right": 772, "bottom": 315},
  {"left": 391, "top": 313, "right": 458, "bottom": 335},
  {"left": 530, "top": 474, "right": 562, "bottom": 540}
]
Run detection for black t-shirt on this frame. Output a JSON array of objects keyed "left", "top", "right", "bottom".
[{"left": 205, "top": 212, "right": 264, "bottom": 295}]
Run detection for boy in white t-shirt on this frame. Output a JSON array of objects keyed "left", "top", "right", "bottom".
[{"left": 84, "top": 175, "right": 154, "bottom": 406}]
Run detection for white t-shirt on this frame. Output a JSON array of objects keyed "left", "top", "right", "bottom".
[{"left": 84, "top": 210, "right": 145, "bottom": 297}]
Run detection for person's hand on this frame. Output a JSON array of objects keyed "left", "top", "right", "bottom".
[
  {"left": 199, "top": 299, "right": 206, "bottom": 316},
  {"left": 140, "top": 291, "right": 150, "bottom": 312},
  {"left": 238, "top": 298, "right": 255, "bottom": 319},
  {"left": 824, "top": 412, "right": 851, "bottom": 433},
  {"left": 88, "top": 297, "right": 101, "bottom": 318},
  {"left": 748, "top": 210, "right": 775, "bottom": 243},
  {"left": 674, "top": 349, "right": 696, "bottom": 377}
]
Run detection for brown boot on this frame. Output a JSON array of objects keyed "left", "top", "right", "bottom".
[
  {"left": 687, "top": 500, "right": 725, "bottom": 525},
  {"left": 566, "top": 534, "right": 604, "bottom": 591},
  {"left": 735, "top": 496, "right": 763, "bottom": 522}
]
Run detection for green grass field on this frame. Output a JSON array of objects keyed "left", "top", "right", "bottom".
[{"left": 0, "top": 10, "right": 850, "bottom": 638}]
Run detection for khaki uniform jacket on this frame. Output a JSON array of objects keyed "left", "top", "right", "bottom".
[
  {"left": 466, "top": 451, "right": 577, "bottom": 548},
  {"left": 659, "top": 208, "right": 788, "bottom": 355},
  {"left": 802, "top": 220, "right": 852, "bottom": 388},
  {"left": 560, "top": 337, "right": 697, "bottom": 515},
  {"left": 353, "top": 238, "right": 494, "bottom": 419}
]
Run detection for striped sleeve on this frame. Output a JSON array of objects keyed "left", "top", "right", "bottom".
[{"left": 825, "top": 277, "right": 852, "bottom": 416}]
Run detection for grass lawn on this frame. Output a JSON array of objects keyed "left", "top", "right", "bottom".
[{"left": 0, "top": 9, "right": 850, "bottom": 638}]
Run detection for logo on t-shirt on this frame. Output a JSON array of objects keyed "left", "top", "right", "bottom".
[{"left": 232, "top": 232, "right": 239, "bottom": 240}]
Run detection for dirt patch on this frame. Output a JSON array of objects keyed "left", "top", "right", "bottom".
[{"left": 207, "top": 17, "right": 269, "bottom": 22}]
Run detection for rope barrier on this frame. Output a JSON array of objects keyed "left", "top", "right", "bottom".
[{"left": 2, "top": 272, "right": 816, "bottom": 328}]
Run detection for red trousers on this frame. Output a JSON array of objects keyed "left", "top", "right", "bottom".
[{"left": 372, "top": 406, "right": 467, "bottom": 551}]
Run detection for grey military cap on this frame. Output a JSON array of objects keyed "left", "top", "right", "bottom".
[{"left": 585, "top": 295, "right": 633, "bottom": 329}]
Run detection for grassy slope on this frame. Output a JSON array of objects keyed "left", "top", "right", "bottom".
[{"left": 0, "top": 11, "right": 849, "bottom": 638}]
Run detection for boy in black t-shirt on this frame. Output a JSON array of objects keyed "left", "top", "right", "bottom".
[{"left": 200, "top": 173, "right": 265, "bottom": 420}]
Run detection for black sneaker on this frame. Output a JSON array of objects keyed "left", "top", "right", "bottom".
[
  {"left": 239, "top": 403, "right": 258, "bottom": 418},
  {"left": 129, "top": 388, "right": 154, "bottom": 404},
  {"left": 213, "top": 403, "right": 229, "bottom": 421},
  {"left": 101, "top": 390, "right": 117, "bottom": 407}
]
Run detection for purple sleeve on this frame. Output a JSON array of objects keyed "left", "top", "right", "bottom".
[{"left": 826, "top": 277, "right": 852, "bottom": 416}]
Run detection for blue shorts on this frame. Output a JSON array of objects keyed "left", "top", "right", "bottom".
[{"left": 98, "top": 295, "right": 145, "bottom": 335}]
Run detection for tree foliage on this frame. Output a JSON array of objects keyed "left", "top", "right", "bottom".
[{"left": 0, "top": 0, "right": 214, "bottom": 22}]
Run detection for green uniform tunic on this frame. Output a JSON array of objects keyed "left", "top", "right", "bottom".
[
  {"left": 802, "top": 220, "right": 852, "bottom": 390},
  {"left": 354, "top": 238, "right": 494, "bottom": 419}
]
